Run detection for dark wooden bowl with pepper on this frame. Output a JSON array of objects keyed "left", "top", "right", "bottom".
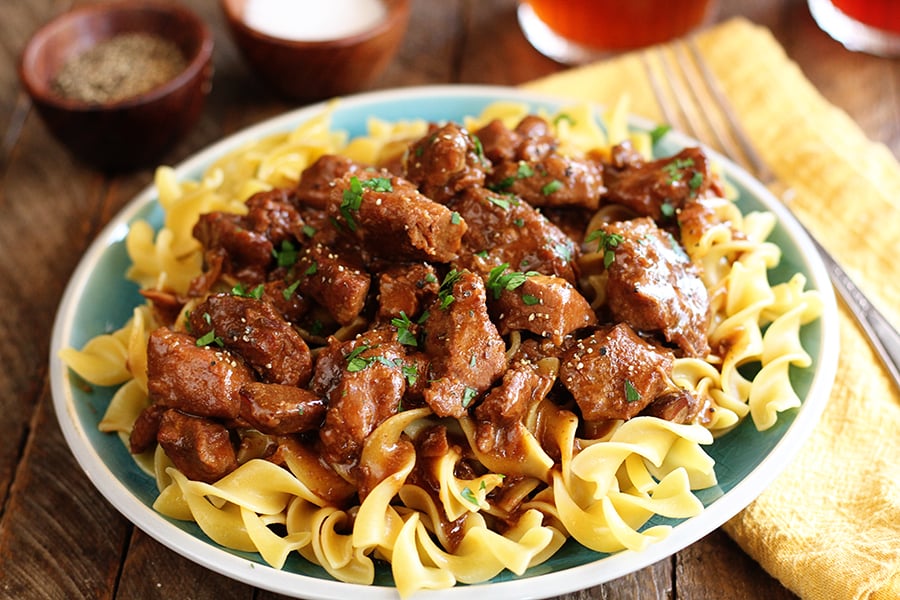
[{"left": 18, "top": 0, "right": 214, "bottom": 171}]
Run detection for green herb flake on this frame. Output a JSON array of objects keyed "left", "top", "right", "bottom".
[
  {"left": 451, "top": 211, "right": 461, "bottom": 225},
  {"left": 662, "top": 157, "right": 695, "bottom": 185},
  {"left": 401, "top": 364, "right": 418, "bottom": 387},
  {"left": 273, "top": 240, "right": 299, "bottom": 268},
  {"left": 624, "top": 379, "right": 641, "bottom": 403},
  {"left": 461, "top": 386, "right": 478, "bottom": 408},
  {"left": 554, "top": 113, "right": 575, "bottom": 126},
  {"left": 689, "top": 171, "right": 704, "bottom": 193},
  {"left": 488, "top": 195, "right": 511, "bottom": 210},
  {"left": 304, "top": 260, "right": 319, "bottom": 276},
  {"left": 541, "top": 179, "right": 563, "bottom": 196},
  {"left": 513, "top": 218, "right": 525, "bottom": 228},
  {"left": 195, "top": 329, "right": 224, "bottom": 348},
  {"left": 282, "top": 280, "right": 301, "bottom": 301},
  {"left": 522, "top": 293, "right": 541, "bottom": 306},
  {"left": 345, "top": 344, "right": 372, "bottom": 372},
  {"left": 391, "top": 311, "right": 418, "bottom": 347},
  {"left": 486, "top": 263, "right": 538, "bottom": 300},
  {"left": 516, "top": 161, "right": 534, "bottom": 179},
  {"left": 585, "top": 229, "right": 624, "bottom": 268},
  {"left": 438, "top": 270, "right": 462, "bottom": 310},
  {"left": 650, "top": 124, "right": 671, "bottom": 146},
  {"left": 232, "top": 282, "right": 264, "bottom": 299},
  {"left": 660, "top": 202, "right": 676, "bottom": 219},
  {"left": 460, "top": 486, "right": 479, "bottom": 505},
  {"left": 302, "top": 224, "right": 317, "bottom": 238}
]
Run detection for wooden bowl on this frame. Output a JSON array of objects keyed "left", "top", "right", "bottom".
[
  {"left": 18, "top": 0, "right": 214, "bottom": 171},
  {"left": 220, "top": 0, "right": 410, "bottom": 101}
]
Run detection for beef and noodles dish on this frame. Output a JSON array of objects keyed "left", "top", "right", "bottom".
[{"left": 62, "top": 102, "right": 821, "bottom": 596}]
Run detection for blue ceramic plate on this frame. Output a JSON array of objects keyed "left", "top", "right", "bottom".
[{"left": 50, "top": 85, "right": 839, "bottom": 599}]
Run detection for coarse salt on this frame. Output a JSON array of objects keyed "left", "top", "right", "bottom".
[{"left": 242, "top": 0, "right": 388, "bottom": 42}]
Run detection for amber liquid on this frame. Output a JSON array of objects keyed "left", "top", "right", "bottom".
[
  {"left": 524, "top": 0, "right": 714, "bottom": 51},
  {"left": 831, "top": 0, "right": 900, "bottom": 33}
]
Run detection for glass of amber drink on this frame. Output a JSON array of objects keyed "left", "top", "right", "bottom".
[
  {"left": 808, "top": 0, "right": 900, "bottom": 56},
  {"left": 518, "top": 0, "right": 716, "bottom": 64}
]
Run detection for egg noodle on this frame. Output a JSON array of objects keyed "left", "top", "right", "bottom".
[{"left": 60, "top": 99, "right": 822, "bottom": 596}]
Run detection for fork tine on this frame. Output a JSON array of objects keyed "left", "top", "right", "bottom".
[
  {"left": 641, "top": 36, "right": 900, "bottom": 393},
  {"left": 684, "top": 39, "right": 775, "bottom": 182}
]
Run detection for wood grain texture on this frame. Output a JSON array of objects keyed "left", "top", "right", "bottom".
[{"left": 0, "top": 0, "right": 895, "bottom": 598}]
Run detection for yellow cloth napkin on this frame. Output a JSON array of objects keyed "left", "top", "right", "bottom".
[{"left": 524, "top": 17, "right": 900, "bottom": 600}]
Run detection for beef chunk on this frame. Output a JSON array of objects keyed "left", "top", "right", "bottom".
[
  {"left": 603, "top": 146, "right": 722, "bottom": 221},
  {"left": 328, "top": 171, "right": 467, "bottom": 263},
  {"left": 473, "top": 361, "right": 554, "bottom": 459},
  {"left": 157, "top": 409, "right": 237, "bottom": 483},
  {"left": 449, "top": 187, "right": 578, "bottom": 283},
  {"left": 295, "top": 154, "right": 363, "bottom": 210},
  {"left": 422, "top": 270, "right": 507, "bottom": 418},
  {"left": 376, "top": 263, "right": 440, "bottom": 320},
  {"left": 601, "top": 217, "right": 710, "bottom": 357},
  {"left": 129, "top": 403, "right": 167, "bottom": 454},
  {"left": 489, "top": 154, "right": 604, "bottom": 211},
  {"left": 314, "top": 329, "right": 408, "bottom": 469},
  {"left": 147, "top": 327, "right": 253, "bottom": 420},
  {"left": 641, "top": 389, "right": 703, "bottom": 424},
  {"left": 477, "top": 115, "right": 604, "bottom": 210},
  {"left": 238, "top": 382, "right": 326, "bottom": 435},
  {"left": 189, "top": 294, "right": 312, "bottom": 386},
  {"left": 404, "top": 122, "right": 487, "bottom": 204},
  {"left": 191, "top": 188, "right": 306, "bottom": 284},
  {"left": 559, "top": 324, "right": 675, "bottom": 421},
  {"left": 295, "top": 240, "right": 370, "bottom": 326},
  {"left": 490, "top": 272, "right": 597, "bottom": 345}
]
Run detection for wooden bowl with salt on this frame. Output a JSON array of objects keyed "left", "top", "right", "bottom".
[
  {"left": 220, "top": 0, "right": 411, "bottom": 101},
  {"left": 18, "top": 0, "right": 214, "bottom": 171}
]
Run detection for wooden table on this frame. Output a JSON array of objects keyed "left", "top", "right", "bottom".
[{"left": 1, "top": 1, "right": 897, "bottom": 598}]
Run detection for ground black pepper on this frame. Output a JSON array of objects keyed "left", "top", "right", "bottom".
[{"left": 52, "top": 32, "right": 187, "bottom": 103}]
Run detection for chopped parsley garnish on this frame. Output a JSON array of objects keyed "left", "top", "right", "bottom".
[
  {"left": 460, "top": 486, "right": 479, "bottom": 506},
  {"left": 472, "top": 134, "right": 487, "bottom": 166},
  {"left": 585, "top": 229, "right": 624, "bottom": 268},
  {"left": 391, "top": 311, "right": 418, "bottom": 347},
  {"left": 660, "top": 201, "right": 676, "bottom": 219},
  {"left": 272, "top": 240, "right": 298, "bottom": 268},
  {"left": 282, "top": 280, "right": 301, "bottom": 301},
  {"left": 401, "top": 364, "right": 418, "bottom": 387},
  {"left": 451, "top": 211, "right": 461, "bottom": 225},
  {"left": 554, "top": 113, "right": 575, "bottom": 126},
  {"left": 624, "top": 379, "right": 641, "bottom": 403},
  {"left": 662, "top": 157, "right": 695, "bottom": 184},
  {"left": 650, "top": 124, "right": 671, "bottom": 146},
  {"left": 438, "top": 270, "right": 462, "bottom": 310},
  {"left": 461, "top": 386, "right": 478, "bottom": 408},
  {"left": 689, "top": 170, "right": 704, "bottom": 194},
  {"left": 490, "top": 160, "right": 534, "bottom": 191},
  {"left": 195, "top": 318, "right": 224, "bottom": 348},
  {"left": 513, "top": 218, "right": 525, "bottom": 228},
  {"left": 340, "top": 176, "right": 393, "bottom": 231},
  {"left": 232, "top": 282, "right": 264, "bottom": 299},
  {"left": 475, "top": 250, "right": 490, "bottom": 259},
  {"left": 522, "top": 293, "right": 541, "bottom": 306},
  {"left": 486, "top": 263, "right": 538, "bottom": 300},
  {"left": 302, "top": 224, "right": 317, "bottom": 238},
  {"left": 551, "top": 240, "right": 574, "bottom": 262},
  {"left": 541, "top": 179, "right": 563, "bottom": 196},
  {"left": 488, "top": 195, "right": 511, "bottom": 210},
  {"left": 304, "top": 260, "right": 318, "bottom": 276}
]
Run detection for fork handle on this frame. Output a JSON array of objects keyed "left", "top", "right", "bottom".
[{"left": 807, "top": 235, "right": 900, "bottom": 390}]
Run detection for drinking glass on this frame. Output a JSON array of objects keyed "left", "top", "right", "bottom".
[
  {"left": 518, "top": 0, "right": 716, "bottom": 65},
  {"left": 809, "top": 0, "right": 900, "bottom": 56}
]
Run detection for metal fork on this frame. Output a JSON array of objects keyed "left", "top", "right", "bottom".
[{"left": 641, "top": 39, "right": 900, "bottom": 392}]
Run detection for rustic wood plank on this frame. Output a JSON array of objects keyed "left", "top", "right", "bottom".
[
  {"left": 116, "top": 530, "right": 261, "bottom": 600},
  {"left": 675, "top": 530, "right": 799, "bottom": 600},
  {"left": 0, "top": 384, "right": 129, "bottom": 600}
]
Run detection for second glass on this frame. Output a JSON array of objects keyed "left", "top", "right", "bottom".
[{"left": 518, "top": 0, "right": 716, "bottom": 64}]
